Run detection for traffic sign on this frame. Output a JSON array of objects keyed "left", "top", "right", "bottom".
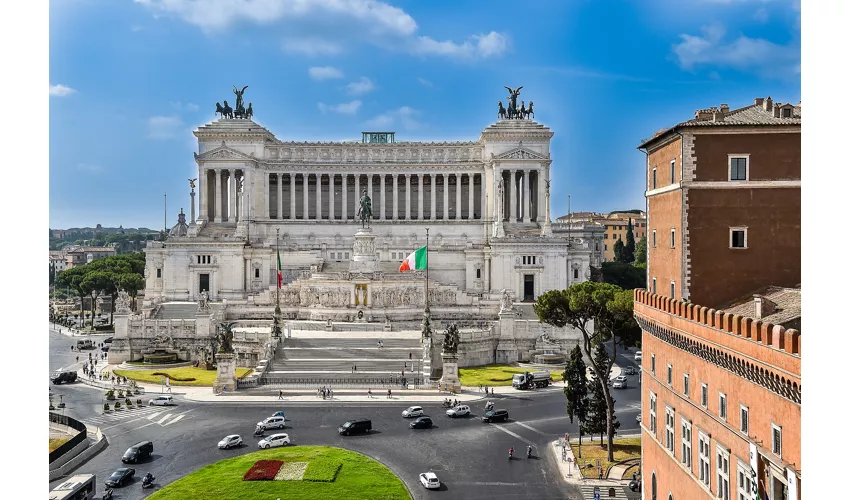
[
  {"left": 596, "top": 459, "right": 602, "bottom": 467},
  {"left": 594, "top": 486, "right": 600, "bottom": 500}
]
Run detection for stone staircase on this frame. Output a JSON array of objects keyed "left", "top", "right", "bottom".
[
  {"left": 155, "top": 302, "right": 199, "bottom": 319},
  {"left": 262, "top": 330, "right": 425, "bottom": 388}
]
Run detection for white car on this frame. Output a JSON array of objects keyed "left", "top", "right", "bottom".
[
  {"left": 636, "top": 414, "right": 642, "bottom": 423},
  {"left": 634, "top": 351, "right": 642, "bottom": 362},
  {"left": 419, "top": 472, "right": 441, "bottom": 489},
  {"left": 259, "top": 416, "right": 286, "bottom": 429},
  {"left": 148, "top": 396, "right": 175, "bottom": 406},
  {"left": 446, "top": 405, "right": 470, "bottom": 417},
  {"left": 402, "top": 406, "right": 424, "bottom": 418},
  {"left": 218, "top": 434, "right": 242, "bottom": 449},
  {"left": 258, "top": 433, "right": 290, "bottom": 449},
  {"left": 612, "top": 376, "right": 628, "bottom": 389}
]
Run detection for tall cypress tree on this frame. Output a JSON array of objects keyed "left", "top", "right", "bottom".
[
  {"left": 583, "top": 342, "right": 620, "bottom": 443},
  {"left": 564, "top": 345, "right": 590, "bottom": 455},
  {"left": 613, "top": 239, "right": 626, "bottom": 263},
  {"left": 624, "top": 218, "right": 636, "bottom": 264}
]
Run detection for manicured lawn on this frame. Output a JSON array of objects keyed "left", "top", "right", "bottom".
[
  {"left": 458, "top": 364, "right": 560, "bottom": 387},
  {"left": 569, "top": 437, "right": 641, "bottom": 478},
  {"left": 114, "top": 366, "right": 253, "bottom": 387},
  {"left": 49, "top": 437, "right": 69, "bottom": 453},
  {"left": 147, "top": 446, "right": 410, "bottom": 500}
]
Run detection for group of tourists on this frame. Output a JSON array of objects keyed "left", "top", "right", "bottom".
[{"left": 317, "top": 386, "right": 333, "bottom": 399}]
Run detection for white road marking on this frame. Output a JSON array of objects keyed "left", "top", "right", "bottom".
[
  {"left": 147, "top": 411, "right": 165, "bottom": 421},
  {"left": 157, "top": 414, "right": 173, "bottom": 425},
  {"left": 490, "top": 423, "right": 535, "bottom": 445},
  {"left": 110, "top": 421, "right": 157, "bottom": 438},
  {"left": 164, "top": 414, "right": 185, "bottom": 426},
  {"left": 514, "top": 421, "right": 546, "bottom": 435}
]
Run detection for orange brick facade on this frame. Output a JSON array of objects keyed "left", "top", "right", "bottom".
[{"left": 635, "top": 291, "right": 800, "bottom": 500}]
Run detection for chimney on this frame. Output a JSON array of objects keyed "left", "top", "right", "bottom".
[
  {"left": 754, "top": 97, "right": 764, "bottom": 106},
  {"left": 720, "top": 104, "right": 730, "bottom": 114},
  {"left": 763, "top": 96, "right": 773, "bottom": 112},
  {"left": 753, "top": 295, "right": 777, "bottom": 319}
]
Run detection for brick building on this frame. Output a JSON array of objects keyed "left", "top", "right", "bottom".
[
  {"left": 636, "top": 97, "right": 801, "bottom": 500},
  {"left": 556, "top": 210, "right": 647, "bottom": 261}
]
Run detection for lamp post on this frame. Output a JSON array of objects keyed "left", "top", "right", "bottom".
[{"left": 272, "top": 228, "right": 282, "bottom": 339}]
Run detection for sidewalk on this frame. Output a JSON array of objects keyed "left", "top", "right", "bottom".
[{"left": 549, "top": 436, "right": 641, "bottom": 500}]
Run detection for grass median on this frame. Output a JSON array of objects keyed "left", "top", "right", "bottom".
[
  {"left": 568, "top": 437, "right": 641, "bottom": 478},
  {"left": 49, "top": 437, "right": 69, "bottom": 453},
  {"left": 113, "top": 366, "right": 253, "bottom": 387},
  {"left": 458, "top": 364, "right": 561, "bottom": 387},
  {"left": 147, "top": 445, "right": 410, "bottom": 500}
]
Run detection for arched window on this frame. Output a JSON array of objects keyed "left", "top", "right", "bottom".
[
  {"left": 668, "top": 494, "right": 674, "bottom": 500},
  {"left": 652, "top": 473, "right": 657, "bottom": 500}
]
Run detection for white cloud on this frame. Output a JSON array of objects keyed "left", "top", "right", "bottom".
[
  {"left": 131, "top": 25, "right": 144, "bottom": 31},
  {"left": 417, "top": 77, "right": 433, "bottom": 87},
  {"left": 672, "top": 24, "right": 799, "bottom": 76},
  {"left": 365, "top": 106, "right": 420, "bottom": 130},
  {"left": 148, "top": 115, "right": 184, "bottom": 140},
  {"left": 49, "top": 84, "right": 76, "bottom": 97},
  {"left": 346, "top": 77, "right": 375, "bottom": 95},
  {"left": 309, "top": 66, "right": 344, "bottom": 80},
  {"left": 76, "top": 163, "right": 103, "bottom": 173},
  {"left": 186, "top": 102, "right": 200, "bottom": 111},
  {"left": 137, "top": 0, "right": 506, "bottom": 60},
  {"left": 753, "top": 7, "right": 769, "bottom": 22},
  {"left": 318, "top": 100, "right": 362, "bottom": 115}
]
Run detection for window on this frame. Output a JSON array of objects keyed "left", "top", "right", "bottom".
[
  {"left": 156, "top": 268, "right": 162, "bottom": 278},
  {"left": 719, "top": 393, "right": 727, "bottom": 420},
  {"left": 573, "top": 269, "right": 579, "bottom": 279},
  {"left": 670, "top": 228, "right": 676, "bottom": 248},
  {"left": 652, "top": 230, "right": 657, "bottom": 248},
  {"left": 729, "top": 156, "right": 749, "bottom": 181},
  {"left": 716, "top": 445, "right": 730, "bottom": 500},
  {"left": 698, "top": 431, "right": 711, "bottom": 487},
  {"left": 652, "top": 277, "right": 657, "bottom": 294},
  {"left": 665, "top": 407, "right": 675, "bottom": 452},
  {"left": 782, "top": 107, "right": 792, "bottom": 118},
  {"left": 671, "top": 159, "right": 676, "bottom": 183},
  {"left": 476, "top": 268, "right": 481, "bottom": 279},
  {"left": 652, "top": 168, "right": 657, "bottom": 189},
  {"left": 772, "top": 424, "right": 782, "bottom": 458},
  {"left": 651, "top": 354, "right": 656, "bottom": 374},
  {"left": 667, "top": 364, "right": 672, "bottom": 385},
  {"left": 737, "top": 462, "right": 756, "bottom": 500},
  {"left": 681, "top": 418, "right": 692, "bottom": 470},
  {"left": 649, "top": 391, "right": 657, "bottom": 433},
  {"left": 671, "top": 281, "right": 676, "bottom": 299},
  {"left": 254, "top": 268, "right": 260, "bottom": 279},
  {"left": 683, "top": 373, "right": 689, "bottom": 397},
  {"left": 740, "top": 406, "right": 749, "bottom": 435},
  {"left": 730, "top": 228, "right": 747, "bottom": 249},
  {"left": 344, "top": 252, "right": 349, "bottom": 259},
  {"left": 701, "top": 383, "right": 708, "bottom": 407},
  {"left": 604, "top": 244, "right": 607, "bottom": 251},
  {"left": 604, "top": 233, "right": 609, "bottom": 239}
]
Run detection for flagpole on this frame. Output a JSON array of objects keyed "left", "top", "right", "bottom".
[{"left": 425, "top": 227, "right": 430, "bottom": 315}]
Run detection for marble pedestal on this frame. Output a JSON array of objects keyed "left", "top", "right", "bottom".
[
  {"left": 350, "top": 227, "right": 380, "bottom": 273},
  {"left": 439, "top": 352, "right": 461, "bottom": 391},
  {"left": 213, "top": 353, "right": 237, "bottom": 392}
]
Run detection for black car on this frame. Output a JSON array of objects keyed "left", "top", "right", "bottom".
[
  {"left": 338, "top": 418, "right": 372, "bottom": 436},
  {"left": 104, "top": 337, "right": 114, "bottom": 343},
  {"left": 409, "top": 416, "right": 433, "bottom": 429},
  {"left": 51, "top": 371, "right": 78, "bottom": 385},
  {"left": 101, "top": 346, "right": 110, "bottom": 352},
  {"left": 105, "top": 467, "right": 135, "bottom": 487},
  {"left": 122, "top": 441, "right": 153, "bottom": 463},
  {"left": 622, "top": 366, "right": 636, "bottom": 376},
  {"left": 482, "top": 409, "right": 509, "bottom": 423}
]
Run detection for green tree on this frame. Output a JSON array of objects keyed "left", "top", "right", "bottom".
[
  {"left": 584, "top": 343, "right": 620, "bottom": 443},
  {"left": 118, "top": 273, "right": 145, "bottom": 310},
  {"left": 634, "top": 237, "right": 647, "bottom": 267},
  {"left": 613, "top": 239, "right": 626, "bottom": 263},
  {"left": 533, "top": 281, "right": 638, "bottom": 462},
  {"left": 600, "top": 262, "right": 646, "bottom": 290},
  {"left": 55, "top": 267, "right": 88, "bottom": 327},
  {"left": 624, "top": 219, "right": 635, "bottom": 263},
  {"left": 564, "top": 345, "right": 590, "bottom": 457},
  {"left": 80, "top": 271, "right": 112, "bottom": 328}
]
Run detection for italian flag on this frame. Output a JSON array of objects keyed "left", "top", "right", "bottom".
[
  {"left": 277, "top": 248, "right": 283, "bottom": 288},
  {"left": 399, "top": 246, "right": 427, "bottom": 272}
]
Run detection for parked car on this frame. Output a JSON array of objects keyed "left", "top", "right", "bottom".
[
  {"left": 121, "top": 441, "right": 153, "bottom": 464},
  {"left": 338, "top": 418, "right": 372, "bottom": 436},
  {"left": 419, "top": 472, "right": 441, "bottom": 489},
  {"left": 612, "top": 376, "right": 629, "bottom": 389},
  {"left": 259, "top": 416, "right": 286, "bottom": 429},
  {"left": 634, "top": 351, "right": 642, "bottom": 362},
  {"left": 218, "top": 435, "right": 242, "bottom": 449},
  {"left": 410, "top": 416, "right": 433, "bottom": 429},
  {"left": 105, "top": 468, "right": 135, "bottom": 488},
  {"left": 258, "top": 433, "right": 290, "bottom": 449},
  {"left": 622, "top": 366, "right": 636, "bottom": 376},
  {"left": 104, "top": 337, "right": 114, "bottom": 343},
  {"left": 446, "top": 405, "right": 470, "bottom": 418},
  {"left": 402, "top": 406, "right": 424, "bottom": 418},
  {"left": 148, "top": 396, "right": 175, "bottom": 406},
  {"left": 51, "top": 371, "right": 78, "bottom": 385},
  {"left": 482, "top": 409, "right": 509, "bottom": 423}
]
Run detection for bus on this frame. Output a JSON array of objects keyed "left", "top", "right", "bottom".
[{"left": 49, "top": 474, "right": 96, "bottom": 500}]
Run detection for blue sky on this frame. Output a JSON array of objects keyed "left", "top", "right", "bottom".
[{"left": 49, "top": 0, "right": 801, "bottom": 229}]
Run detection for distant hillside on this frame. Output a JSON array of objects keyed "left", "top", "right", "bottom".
[{"left": 50, "top": 225, "right": 161, "bottom": 252}]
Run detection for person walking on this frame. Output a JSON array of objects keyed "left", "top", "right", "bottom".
[
  {"left": 353, "top": 364, "right": 357, "bottom": 372},
  {"left": 76, "top": 356, "right": 79, "bottom": 363},
  {"left": 278, "top": 389, "right": 284, "bottom": 400},
  {"left": 387, "top": 388, "right": 392, "bottom": 399},
  {"left": 409, "top": 352, "right": 412, "bottom": 360},
  {"left": 367, "top": 388, "right": 372, "bottom": 398}
]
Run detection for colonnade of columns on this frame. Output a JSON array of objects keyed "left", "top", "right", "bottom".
[
  {"left": 499, "top": 168, "right": 544, "bottom": 223},
  {"left": 261, "top": 172, "right": 484, "bottom": 221},
  {"left": 201, "top": 168, "right": 245, "bottom": 223}
]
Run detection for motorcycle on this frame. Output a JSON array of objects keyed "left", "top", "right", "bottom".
[
  {"left": 253, "top": 425, "right": 265, "bottom": 436},
  {"left": 102, "top": 487, "right": 113, "bottom": 500},
  {"left": 484, "top": 401, "right": 494, "bottom": 411},
  {"left": 526, "top": 445, "right": 533, "bottom": 458},
  {"left": 509, "top": 448, "right": 514, "bottom": 460},
  {"left": 142, "top": 473, "right": 155, "bottom": 489},
  {"left": 441, "top": 400, "right": 453, "bottom": 408}
]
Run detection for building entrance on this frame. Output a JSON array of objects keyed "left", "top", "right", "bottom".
[
  {"left": 199, "top": 273, "right": 210, "bottom": 294},
  {"left": 523, "top": 274, "right": 535, "bottom": 302}
]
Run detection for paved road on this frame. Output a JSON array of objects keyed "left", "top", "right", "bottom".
[{"left": 49, "top": 330, "right": 642, "bottom": 500}]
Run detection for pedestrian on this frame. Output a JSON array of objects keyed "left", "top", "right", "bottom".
[
  {"left": 387, "top": 388, "right": 392, "bottom": 399},
  {"left": 478, "top": 384, "right": 482, "bottom": 392},
  {"left": 278, "top": 389, "right": 283, "bottom": 400},
  {"left": 376, "top": 340, "right": 381, "bottom": 348},
  {"left": 409, "top": 352, "right": 412, "bottom": 360},
  {"left": 353, "top": 364, "right": 357, "bottom": 372},
  {"left": 317, "top": 387, "right": 321, "bottom": 398},
  {"left": 368, "top": 388, "right": 372, "bottom": 398},
  {"left": 76, "top": 356, "right": 79, "bottom": 363}
]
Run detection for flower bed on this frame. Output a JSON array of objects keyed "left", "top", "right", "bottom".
[
  {"left": 303, "top": 460, "right": 342, "bottom": 482},
  {"left": 243, "top": 460, "right": 284, "bottom": 481},
  {"left": 274, "top": 462, "right": 308, "bottom": 481}
]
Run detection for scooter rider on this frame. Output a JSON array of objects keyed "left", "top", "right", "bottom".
[
  {"left": 527, "top": 445, "right": 533, "bottom": 458},
  {"left": 509, "top": 446, "right": 514, "bottom": 459},
  {"left": 254, "top": 423, "right": 265, "bottom": 435}
]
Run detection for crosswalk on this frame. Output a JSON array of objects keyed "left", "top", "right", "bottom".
[{"left": 83, "top": 405, "right": 193, "bottom": 429}]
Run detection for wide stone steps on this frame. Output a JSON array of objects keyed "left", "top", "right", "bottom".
[
  {"left": 576, "top": 484, "right": 640, "bottom": 500},
  {"left": 155, "top": 302, "right": 199, "bottom": 319},
  {"left": 280, "top": 347, "right": 418, "bottom": 360},
  {"left": 282, "top": 338, "right": 421, "bottom": 349},
  {"left": 269, "top": 359, "right": 418, "bottom": 373}
]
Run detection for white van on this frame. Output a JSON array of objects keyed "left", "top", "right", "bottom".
[{"left": 148, "top": 395, "right": 175, "bottom": 406}]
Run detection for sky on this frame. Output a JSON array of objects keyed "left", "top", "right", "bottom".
[{"left": 49, "top": 0, "right": 801, "bottom": 229}]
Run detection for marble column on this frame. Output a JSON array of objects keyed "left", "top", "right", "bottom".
[
  {"left": 509, "top": 170, "right": 518, "bottom": 223},
  {"left": 316, "top": 173, "right": 323, "bottom": 220},
  {"left": 214, "top": 169, "right": 223, "bottom": 223},
  {"left": 275, "top": 173, "right": 282, "bottom": 220},
  {"left": 198, "top": 168, "right": 207, "bottom": 221},
  {"left": 342, "top": 174, "right": 348, "bottom": 220},
  {"left": 290, "top": 173, "right": 296, "bottom": 220},
  {"left": 455, "top": 173, "right": 462, "bottom": 220},
  {"left": 417, "top": 175, "right": 423, "bottom": 220},
  {"left": 303, "top": 173, "right": 309, "bottom": 220},
  {"left": 405, "top": 175, "right": 411, "bottom": 220},
  {"left": 442, "top": 173, "right": 450, "bottom": 220},
  {"left": 392, "top": 174, "right": 399, "bottom": 220},
  {"left": 379, "top": 174, "right": 386, "bottom": 220},
  {"left": 523, "top": 169, "right": 531, "bottom": 223},
  {"left": 329, "top": 174, "right": 335, "bottom": 220},
  {"left": 226, "top": 170, "right": 236, "bottom": 221},
  {"left": 354, "top": 174, "right": 360, "bottom": 217},
  {"left": 535, "top": 170, "right": 544, "bottom": 222},
  {"left": 484, "top": 255, "right": 491, "bottom": 291},
  {"left": 467, "top": 173, "right": 475, "bottom": 220},
  {"left": 430, "top": 174, "right": 437, "bottom": 220}
]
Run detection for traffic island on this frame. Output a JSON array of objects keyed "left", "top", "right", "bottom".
[
  {"left": 113, "top": 366, "right": 253, "bottom": 386},
  {"left": 147, "top": 445, "right": 410, "bottom": 500}
]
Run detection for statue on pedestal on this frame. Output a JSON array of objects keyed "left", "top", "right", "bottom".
[
  {"left": 357, "top": 189, "right": 372, "bottom": 228},
  {"left": 217, "top": 322, "right": 235, "bottom": 353},
  {"left": 198, "top": 290, "right": 210, "bottom": 311},
  {"left": 499, "top": 289, "right": 514, "bottom": 313}
]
